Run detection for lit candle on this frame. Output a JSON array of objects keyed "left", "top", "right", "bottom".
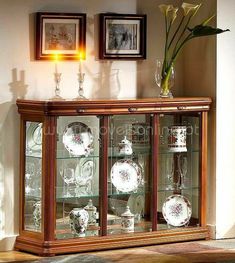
[
  {"left": 54, "top": 53, "right": 59, "bottom": 74},
  {"left": 78, "top": 52, "right": 83, "bottom": 75},
  {"left": 79, "top": 59, "right": 82, "bottom": 75}
]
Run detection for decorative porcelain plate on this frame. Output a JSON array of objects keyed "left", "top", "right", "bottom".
[
  {"left": 162, "top": 194, "right": 192, "bottom": 227},
  {"left": 62, "top": 122, "right": 93, "bottom": 156},
  {"left": 26, "top": 122, "right": 43, "bottom": 151},
  {"left": 127, "top": 194, "right": 144, "bottom": 215},
  {"left": 111, "top": 159, "right": 142, "bottom": 193},
  {"left": 75, "top": 159, "right": 95, "bottom": 186}
]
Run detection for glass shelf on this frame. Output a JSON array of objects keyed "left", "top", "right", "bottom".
[
  {"left": 56, "top": 185, "right": 99, "bottom": 200},
  {"left": 109, "top": 146, "right": 151, "bottom": 156},
  {"left": 56, "top": 153, "right": 100, "bottom": 160},
  {"left": 26, "top": 152, "right": 43, "bottom": 159},
  {"left": 56, "top": 191, "right": 149, "bottom": 200},
  {"left": 56, "top": 195, "right": 99, "bottom": 201},
  {"left": 107, "top": 220, "right": 152, "bottom": 235},
  {"left": 157, "top": 186, "right": 200, "bottom": 192},
  {"left": 158, "top": 149, "right": 200, "bottom": 155},
  {"left": 108, "top": 190, "right": 148, "bottom": 197},
  {"left": 25, "top": 194, "right": 41, "bottom": 199}
]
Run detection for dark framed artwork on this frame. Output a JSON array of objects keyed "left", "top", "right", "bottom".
[
  {"left": 99, "top": 14, "right": 146, "bottom": 60},
  {"left": 35, "top": 12, "right": 86, "bottom": 60}
]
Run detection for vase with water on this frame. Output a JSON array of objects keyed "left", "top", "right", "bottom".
[{"left": 155, "top": 59, "right": 175, "bottom": 98}]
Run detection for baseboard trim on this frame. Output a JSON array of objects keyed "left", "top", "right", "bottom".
[
  {"left": 0, "top": 235, "right": 17, "bottom": 251},
  {"left": 207, "top": 224, "right": 216, "bottom": 239}
]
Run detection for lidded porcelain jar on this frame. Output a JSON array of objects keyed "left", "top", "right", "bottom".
[
  {"left": 168, "top": 125, "right": 187, "bottom": 152},
  {"left": 121, "top": 206, "right": 134, "bottom": 233},
  {"left": 84, "top": 199, "right": 97, "bottom": 225},
  {"left": 69, "top": 208, "right": 89, "bottom": 237},
  {"left": 118, "top": 136, "right": 133, "bottom": 155}
]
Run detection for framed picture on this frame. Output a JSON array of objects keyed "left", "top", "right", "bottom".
[
  {"left": 35, "top": 12, "right": 86, "bottom": 60},
  {"left": 99, "top": 14, "right": 146, "bottom": 60}
]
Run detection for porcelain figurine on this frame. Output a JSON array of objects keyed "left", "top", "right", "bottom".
[
  {"left": 69, "top": 208, "right": 89, "bottom": 237},
  {"left": 118, "top": 136, "right": 133, "bottom": 155}
]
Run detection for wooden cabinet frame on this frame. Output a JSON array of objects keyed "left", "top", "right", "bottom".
[{"left": 15, "top": 97, "right": 211, "bottom": 256}]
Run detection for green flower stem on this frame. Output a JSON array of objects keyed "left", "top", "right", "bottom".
[
  {"left": 168, "top": 16, "right": 185, "bottom": 50},
  {"left": 162, "top": 14, "right": 192, "bottom": 93},
  {"left": 171, "top": 33, "right": 192, "bottom": 65},
  {"left": 172, "top": 14, "right": 193, "bottom": 59},
  {"left": 161, "top": 66, "right": 172, "bottom": 95},
  {"left": 161, "top": 33, "right": 192, "bottom": 96},
  {"left": 162, "top": 15, "right": 174, "bottom": 78},
  {"left": 163, "top": 14, "right": 169, "bottom": 76}
]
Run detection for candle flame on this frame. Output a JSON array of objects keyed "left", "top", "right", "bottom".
[
  {"left": 77, "top": 51, "right": 84, "bottom": 60},
  {"left": 52, "top": 52, "right": 61, "bottom": 62}
]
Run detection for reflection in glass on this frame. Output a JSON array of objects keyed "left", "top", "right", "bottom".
[
  {"left": 108, "top": 114, "right": 151, "bottom": 235},
  {"left": 24, "top": 121, "right": 43, "bottom": 232},
  {"left": 56, "top": 116, "right": 100, "bottom": 239},
  {"left": 177, "top": 154, "right": 188, "bottom": 189},
  {"left": 158, "top": 114, "right": 200, "bottom": 230},
  {"left": 165, "top": 156, "right": 174, "bottom": 190}
]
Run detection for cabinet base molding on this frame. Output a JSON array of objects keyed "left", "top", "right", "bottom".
[
  {"left": 15, "top": 227, "right": 209, "bottom": 256},
  {"left": 0, "top": 235, "right": 17, "bottom": 252}
]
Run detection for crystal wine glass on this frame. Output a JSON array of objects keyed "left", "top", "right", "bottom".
[
  {"left": 177, "top": 154, "right": 188, "bottom": 189},
  {"left": 60, "top": 167, "right": 76, "bottom": 197},
  {"left": 25, "top": 162, "right": 35, "bottom": 195},
  {"left": 165, "top": 155, "right": 174, "bottom": 190}
]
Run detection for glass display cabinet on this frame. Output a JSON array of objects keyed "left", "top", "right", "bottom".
[{"left": 15, "top": 97, "right": 211, "bottom": 256}]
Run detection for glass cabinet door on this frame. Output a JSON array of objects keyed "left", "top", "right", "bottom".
[
  {"left": 107, "top": 114, "right": 152, "bottom": 235},
  {"left": 157, "top": 113, "right": 201, "bottom": 230},
  {"left": 24, "top": 121, "right": 43, "bottom": 232},
  {"left": 55, "top": 116, "right": 100, "bottom": 239}
]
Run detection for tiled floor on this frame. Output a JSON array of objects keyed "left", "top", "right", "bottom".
[{"left": 1, "top": 239, "right": 235, "bottom": 262}]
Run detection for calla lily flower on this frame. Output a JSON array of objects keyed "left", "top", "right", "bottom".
[
  {"left": 159, "top": 4, "right": 174, "bottom": 16},
  {"left": 169, "top": 7, "right": 179, "bottom": 23},
  {"left": 182, "top": 2, "right": 201, "bottom": 16},
  {"left": 157, "top": 1, "right": 229, "bottom": 97}
]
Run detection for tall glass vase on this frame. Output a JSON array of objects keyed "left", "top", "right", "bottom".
[{"left": 155, "top": 59, "right": 175, "bottom": 98}]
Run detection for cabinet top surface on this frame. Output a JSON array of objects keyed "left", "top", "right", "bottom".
[
  {"left": 17, "top": 97, "right": 212, "bottom": 105},
  {"left": 16, "top": 97, "right": 212, "bottom": 115}
]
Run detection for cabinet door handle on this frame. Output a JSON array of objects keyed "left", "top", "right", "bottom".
[
  {"left": 77, "top": 108, "right": 85, "bottom": 113},
  {"left": 128, "top": 107, "right": 137, "bottom": 112},
  {"left": 177, "top": 106, "right": 187, "bottom": 110}
]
